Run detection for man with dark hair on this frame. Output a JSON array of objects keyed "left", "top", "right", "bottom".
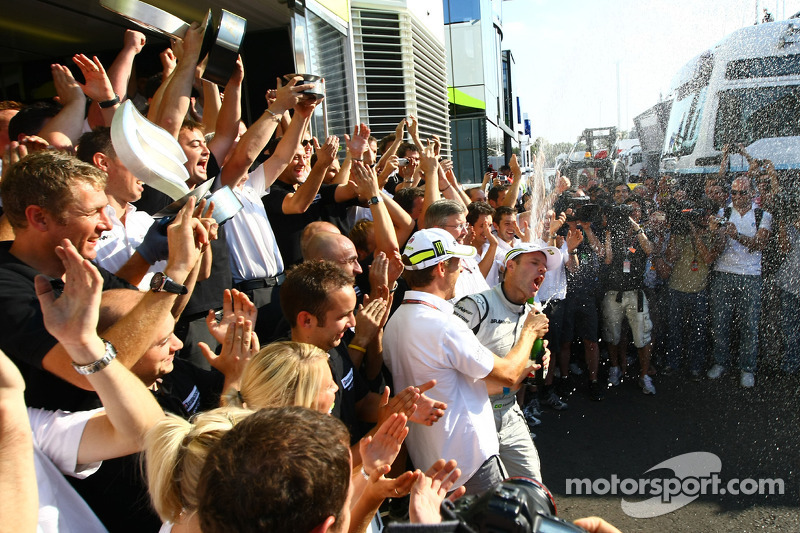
[
  {"left": 466, "top": 201, "right": 499, "bottom": 280},
  {"left": 395, "top": 141, "right": 421, "bottom": 188},
  {"left": 394, "top": 186, "right": 425, "bottom": 228},
  {"left": 197, "top": 406, "right": 352, "bottom": 533},
  {"left": 487, "top": 184, "right": 509, "bottom": 209},
  {"left": 6, "top": 101, "right": 60, "bottom": 143},
  {"left": 0, "top": 100, "right": 23, "bottom": 155},
  {"left": 384, "top": 228, "right": 549, "bottom": 494},
  {"left": 280, "top": 260, "right": 370, "bottom": 440}
]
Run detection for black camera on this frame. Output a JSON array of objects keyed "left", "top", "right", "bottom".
[
  {"left": 386, "top": 478, "right": 586, "bottom": 533},
  {"left": 604, "top": 203, "right": 635, "bottom": 233},
  {"left": 666, "top": 200, "right": 712, "bottom": 234}
]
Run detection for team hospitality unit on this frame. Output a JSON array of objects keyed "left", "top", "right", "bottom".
[{"left": 1, "top": 21, "right": 797, "bottom": 533}]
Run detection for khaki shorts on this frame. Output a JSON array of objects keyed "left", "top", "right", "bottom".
[{"left": 602, "top": 290, "right": 653, "bottom": 348}]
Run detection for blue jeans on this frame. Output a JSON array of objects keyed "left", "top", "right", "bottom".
[
  {"left": 665, "top": 288, "right": 707, "bottom": 373},
  {"left": 781, "top": 289, "right": 800, "bottom": 373},
  {"left": 711, "top": 272, "right": 761, "bottom": 373}
]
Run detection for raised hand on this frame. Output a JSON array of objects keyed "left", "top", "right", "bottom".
[
  {"left": 72, "top": 54, "right": 116, "bottom": 103},
  {"left": 34, "top": 240, "right": 103, "bottom": 350},
  {"left": 199, "top": 316, "right": 258, "bottom": 384},
  {"left": 360, "top": 412, "right": 409, "bottom": 474},
  {"left": 344, "top": 123, "right": 370, "bottom": 160},
  {"left": 206, "top": 289, "right": 258, "bottom": 345},
  {"left": 409, "top": 380, "right": 446, "bottom": 426},
  {"left": 123, "top": 29, "right": 146, "bottom": 54}
]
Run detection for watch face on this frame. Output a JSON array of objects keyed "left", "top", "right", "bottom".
[{"left": 150, "top": 272, "right": 164, "bottom": 290}]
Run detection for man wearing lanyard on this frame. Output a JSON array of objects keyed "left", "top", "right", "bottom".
[
  {"left": 383, "top": 228, "right": 549, "bottom": 495},
  {"left": 603, "top": 198, "right": 656, "bottom": 394}
]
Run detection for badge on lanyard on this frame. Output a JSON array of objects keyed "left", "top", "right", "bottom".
[
  {"left": 690, "top": 260, "right": 699, "bottom": 272},
  {"left": 623, "top": 260, "right": 631, "bottom": 273}
]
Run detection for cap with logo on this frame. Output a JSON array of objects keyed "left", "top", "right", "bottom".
[
  {"left": 504, "top": 243, "right": 562, "bottom": 271},
  {"left": 402, "top": 228, "right": 477, "bottom": 270}
]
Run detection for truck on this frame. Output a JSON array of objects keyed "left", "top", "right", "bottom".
[
  {"left": 557, "top": 126, "right": 625, "bottom": 185},
  {"left": 659, "top": 16, "right": 800, "bottom": 179}
]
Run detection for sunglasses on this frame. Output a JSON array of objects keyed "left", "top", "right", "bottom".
[{"left": 730, "top": 190, "right": 749, "bottom": 196}]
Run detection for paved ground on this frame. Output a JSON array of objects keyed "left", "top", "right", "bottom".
[{"left": 534, "top": 363, "right": 800, "bottom": 532}]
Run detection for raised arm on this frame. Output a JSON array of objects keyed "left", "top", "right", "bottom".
[
  {"left": 207, "top": 56, "right": 244, "bottom": 163},
  {"left": 219, "top": 76, "right": 308, "bottom": 189},
  {"left": 38, "top": 65, "right": 86, "bottom": 150},
  {"left": 35, "top": 240, "right": 164, "bottom": 464},
  {"left": 418, "top": 141, "right": 440, "bottom": 229},
  {"left": 155, "top": 19, "right": 207, "bottom": 138},
  {"left": 72, "top": 54, "right": 119, "bottom": 127},
  {"left": 351, "top": 162, "right": 399, "bottom": 255},
  {"left": 282, "top": 136, "right": 338, "bottom": 214},
  {"left": 502, "top": 154, "right": 522, "bottom": 208},
  {"left": 107, "top": 30, "right": 146, "bottom": 102}
]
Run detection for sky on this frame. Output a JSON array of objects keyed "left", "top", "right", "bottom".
[{"left": 501, "top": 0, "right": 800, "bottom": 144}]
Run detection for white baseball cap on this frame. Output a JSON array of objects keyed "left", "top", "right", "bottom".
[
  {"left": 504, "top": 243, "right": 562, "bottom": 271},
  {"left": 402, "top": 228, "right": 477, "bottom": 270}
]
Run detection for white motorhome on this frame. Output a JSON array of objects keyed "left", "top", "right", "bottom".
[{"left": 661, "top": 18, "right": 800, "bottom": 177}]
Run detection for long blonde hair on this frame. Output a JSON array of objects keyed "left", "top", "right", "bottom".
[
  {"left": 224, "top": 341, "right": 330, "bottom": 410},
  {"left": 143, "top": 406, "right": 252, "bottom": 523}
]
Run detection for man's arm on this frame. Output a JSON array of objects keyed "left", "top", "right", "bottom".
[
  {"left": 106, "top": 30, "right": 146, "bottom": 102},
  {"left": 0, "top": 350, "right": 37, "bottom": 533},
  {"left": 154, "top": 19, "right": 206, "bottom": 138},
  {"left": 41, "top": 199, "right": 207, "bottom": 390},
  {"left": 38, "top": 65, "right": 86, "bottom": 150},
  {"left": 486, "top": 311, "right": 549, "bottom": 386},
  {"left": 501, "top": 154, "right": 523, "bottom": 208},
  {"left": 34, "top": 240, "right": 164, "bottom": 465},
  {"left": 219, "top": 76, "right": 308, "bottom": 190},
  {"left": 206, "top": 57, "right": 243, "bottom": 164},
  {"left": 281, "top": 135, "right": 337, "bottom": 214},
  {"left": 418, "top": 141, "right": 440, "bottom": 229}
]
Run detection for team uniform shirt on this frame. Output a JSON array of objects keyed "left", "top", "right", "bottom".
[
  {"left": 30, "top": 407, "right": 107, "bottom": 533},
  {"left": 384, "top": 290, "right": 498, "bottom": 488},
  {"left": 714, "top": 204, "right": 772, "bottom": 276},
  {"left": 224, "top": 166, "right": 284, "bottom": 284},
  {"left": 95, "top": 204, "right": 166, "bottom": 290}
]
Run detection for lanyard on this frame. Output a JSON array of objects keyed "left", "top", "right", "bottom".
[{"left": 402, "top": 299, "right": 441, "bottom": 312}]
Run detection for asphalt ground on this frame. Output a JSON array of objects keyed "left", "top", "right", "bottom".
[{"left": 534, "top": 361, "right": 800, "bottom": 532}]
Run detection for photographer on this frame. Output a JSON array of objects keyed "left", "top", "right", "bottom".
[
  {"left": 663, "top": 200, "right": 724, "bottom": 379},
  {"left": 602, "top": 198, "right": 656, "bottom": 394},
  {"left": 707, "top": 176, "right": 771, "bottom": 388}
]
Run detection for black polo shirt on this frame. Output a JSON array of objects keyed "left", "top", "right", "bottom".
[{"left": 0, "top": 241, "right": 135, "bottom": 411}]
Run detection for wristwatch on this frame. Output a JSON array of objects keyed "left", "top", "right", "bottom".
[
  {"left": 72, "top": 339, "right": 117, "bottom": 375},
  {"left": 150, "top": 272, "right": 188, "bottom": 294},
  {"left": 368, "top": 196, "right": 383, "bottom": 205}
]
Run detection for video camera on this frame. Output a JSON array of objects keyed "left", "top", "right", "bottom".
[
  {"left": 665, "top": 200, "right": 713, "bottom": 235},
  {"left": 386, "top": 478, "right": 586, "bottom": 533},
  {"left": 562, "top": 196, "right": 601, "bottom": 224}
]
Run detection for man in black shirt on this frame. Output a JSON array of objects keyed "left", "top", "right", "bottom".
[{"left": 602, "top": 198, "right": 656, "bottom": 394}]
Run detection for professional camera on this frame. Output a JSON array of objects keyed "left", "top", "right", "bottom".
[
  {"left": 604, "top": 203, "right": 635, "bottom": 233},
  {"left": 386, "top": 478, "right": 586, "bottom": 533},
  {"left": 563, "top": 197, "right": 601, "bottom": 224},
  {"left": 665, "top": 199, "right": 713, "bottom": 235}
]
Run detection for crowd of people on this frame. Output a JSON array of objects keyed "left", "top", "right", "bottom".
[{"left": 5, "top": 17, "right": 797, "bottom": 533}]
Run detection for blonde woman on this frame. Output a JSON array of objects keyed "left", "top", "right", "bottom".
[
  {"left": 223, "top": 340, "right": 338, "bottom": 413},
  {"left": 144, "top": 406, "right": 253, "bottom": 533}
]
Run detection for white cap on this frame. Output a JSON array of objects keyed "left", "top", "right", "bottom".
[
  {"left": 504, "top": 243, "right": 562, "bottom": 271},
  {"left": 402, "top": 228, "right": 476, "bottom": 270}
]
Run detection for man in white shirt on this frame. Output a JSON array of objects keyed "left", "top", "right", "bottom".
[
  {"left": 707, "top": 176, "right": 772, "bottom": 388},
  {"left": 383, "top": 228, "right": 548, "bottom": 495}
]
